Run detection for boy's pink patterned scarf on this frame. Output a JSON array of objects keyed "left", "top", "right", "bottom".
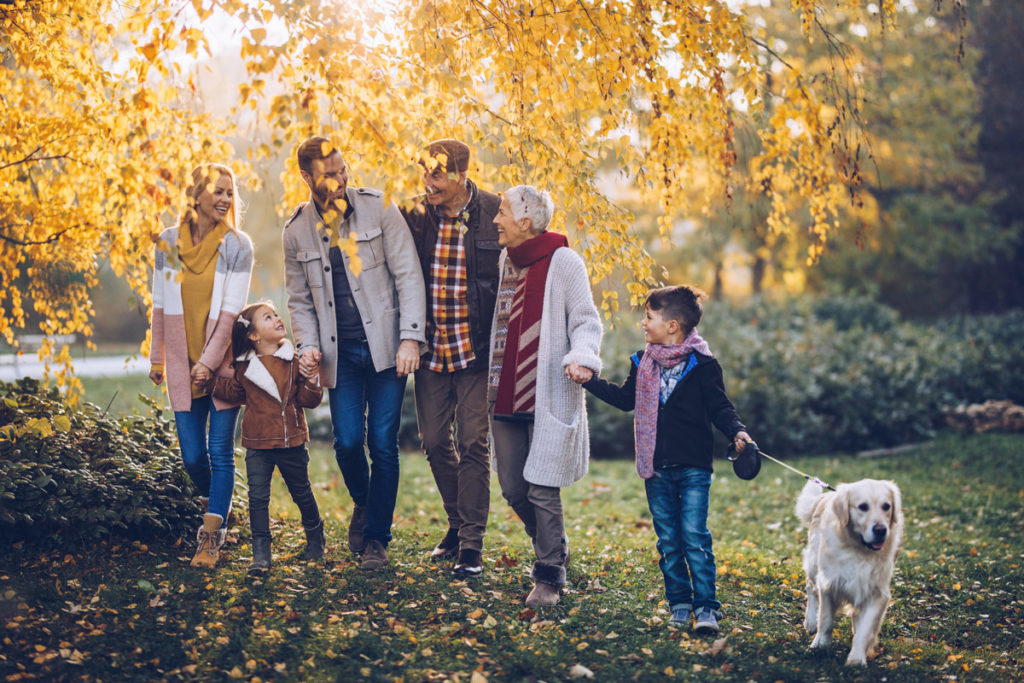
[{"left": 634, "top": 330, "right": 713, "bottom": 479}]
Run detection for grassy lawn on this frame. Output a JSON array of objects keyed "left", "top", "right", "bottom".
[
  {"left": 76, "top": 374, "right": 164, "bottom": 418},
  {"left": 2, "top": 422, "right": 1022, "bottom": 681}
]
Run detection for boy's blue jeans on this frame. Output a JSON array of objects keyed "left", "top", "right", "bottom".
[
  {"left": 644, "top": 466, "right": 722, "bottom": 615},
  {"left": 174, "top": 395, "right": 239, "bottom": 526},
  {"left": 328, "top": 339, "right": 407, "bottom": 547}
]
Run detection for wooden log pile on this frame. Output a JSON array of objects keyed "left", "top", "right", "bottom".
[{"left": 944, "top": 400, "right": 1024, "bottom": 433}]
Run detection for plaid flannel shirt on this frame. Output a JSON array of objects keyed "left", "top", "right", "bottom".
[{"left": 427, "top": 212, "right": 475, "bottom": 372}]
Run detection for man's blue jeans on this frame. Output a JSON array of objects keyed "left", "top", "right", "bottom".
[
  {"left": 329, "top": 339, "right": 407, "bottom": 546},
  {"left": 174, "top": 395, "right": 239, "bottom": 526},
  {"left": 644, "top": 466, "right": 722, "bottom": 615}
]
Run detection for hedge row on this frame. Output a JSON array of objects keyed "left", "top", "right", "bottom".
[
  {"left": 303, "top": 296, "right": 1024, "bottom": 460},
  {"left": 0, "top": 378, "right": 203, "bottom": 546},
  {"left": 587, "top": 296, "right": 1024, "bottom": 458}
]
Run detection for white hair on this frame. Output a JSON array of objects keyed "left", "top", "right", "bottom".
[{"left": 505, "top": 185, "right": 554, "bottom": 234}]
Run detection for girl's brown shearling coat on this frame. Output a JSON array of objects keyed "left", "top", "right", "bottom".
[{"left": 211, "top": 341, "right": 322, "bottom": 450}]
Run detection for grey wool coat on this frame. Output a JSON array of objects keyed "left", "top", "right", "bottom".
[
  {"left": 283, "top": 187, "right": 427, "bottom": 388},
  {"left": 488, "top": 246, "right": 603, "bottom": 488}
]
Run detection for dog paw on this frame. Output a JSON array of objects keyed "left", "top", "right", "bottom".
[
  {"left": 809, "top": 635, "right": 830, "bottom": 650},
  {"left": 803, "top": 619, "right": 817, "bottom": 635},
  {"left": 845, "top": 652, "right": 868, "bottom": 666}
]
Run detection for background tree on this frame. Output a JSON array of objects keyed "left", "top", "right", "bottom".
[
  {"left": 1, "top": 1, "right": 232, "bottom": 390},
  {"left": 3, "top": 0, "right": 970, "bottom": 381}
]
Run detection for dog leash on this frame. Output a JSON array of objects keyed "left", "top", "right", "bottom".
[
  {"left": 760, "top": 449, "right": 836, "bottom": 491},
  {"left": 730, "top": 445, "right": 836, "bottom": 491}
]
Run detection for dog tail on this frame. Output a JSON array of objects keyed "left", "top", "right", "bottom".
[{"left": 795, "top": 479, "right": 825, "bottom": 527}]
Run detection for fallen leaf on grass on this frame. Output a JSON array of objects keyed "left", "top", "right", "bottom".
[
  {"left": 470, "top": 672, "right": 488, "bottom": 683},
  {"left": 495, "top": 553, "right": 518, "bottom": 568},
  {"left": 569, "top": 663, "right": 594, "bottom": 678},
  {"left": 518, "top": 608, "right": 536, "bottom": 621},
  {"left": 703, "top": 637, "right": 728, "bottom": 657}
]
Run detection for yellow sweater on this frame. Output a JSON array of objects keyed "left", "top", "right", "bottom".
[{"left": 178, "top": 222, "right": 228, "bottom": 398}]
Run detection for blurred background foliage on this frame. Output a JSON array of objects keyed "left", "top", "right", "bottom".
[
  {"left": 34, "top": 0, "right": 1016, "bottom": 349},
  {"left": 583, "top": 297, "right": 1024, "bottom": 459},
  {"left": 308, "top": 295, "right": 1024, "bottom": 459}
]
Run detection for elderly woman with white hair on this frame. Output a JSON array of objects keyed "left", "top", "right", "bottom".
[{"left": 488, "top": 185, "right": 603, "bottom": 607}]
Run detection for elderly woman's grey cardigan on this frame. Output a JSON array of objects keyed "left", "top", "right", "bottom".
[{"left": 488, "top": 246, "right": 603, "bottom": 488}]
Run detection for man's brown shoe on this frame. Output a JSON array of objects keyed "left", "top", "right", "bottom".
[
  {"left": 360, "top": 540, "right": 389, "bottom": 570},
  {"left": 430, "top": 528, "right": 460, "bottom": 562},
  {"left": 452, "top": 549, "right": 483, "bottom": 578},
  {"left": 348, "top": 505, "right": 367, "bottom": 555}
]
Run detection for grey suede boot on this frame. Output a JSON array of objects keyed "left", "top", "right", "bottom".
[
  {"left": 526, "top": 562, "right": 566, "bottom": 607},
  {"left": 302, "top": 520, "right": 325, "bottom": 560},
  {"left": 248, "top": 536, "right": 271, "bottom": 574}
]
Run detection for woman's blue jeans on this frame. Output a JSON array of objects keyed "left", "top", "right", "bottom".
[
  {"left": 644, "top": 466, "right": 721, "bottom": 614},
  {"left": 329, "top": 339, "right": 407, "bottom": 546},
  {"left": 174, "top": 395, "right": 239, "bottom": 526}
]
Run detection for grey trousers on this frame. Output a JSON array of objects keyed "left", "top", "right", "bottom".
[
  {"left": 414, "top": 365, "right": 491, "bottom": 551},
  {"left": 491, "top": 416, "right": 568, "bottom": 581}
]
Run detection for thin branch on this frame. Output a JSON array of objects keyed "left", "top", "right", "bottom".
[
  {"left": 0, "top": 226, "right": 72, "bottom": 245},
  {"left": 575, "top": 0, "right": 604, "bottom": 37},
  {"left": 749, "top": 36, "right": 795, "bottom": 71},
  {"left": 0, "top": 150, "right": 73, "bottom": 172}
]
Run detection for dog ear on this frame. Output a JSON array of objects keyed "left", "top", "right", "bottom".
[
  {"left": 832, "top": 486, "right": 850, "bottom": 533},
  {"left": 886, "top": 481, "right": 902, "bottom": 526}
]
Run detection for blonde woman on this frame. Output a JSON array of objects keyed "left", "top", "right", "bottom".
[{"left": 149, "top": 164, "right": 253, "bottom": 568}]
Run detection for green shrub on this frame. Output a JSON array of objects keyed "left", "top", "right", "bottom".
[
  {"left": 0, "top": 378, "right": 203, "bottom": 546},
  {"left": 584, "top": 297, "right": 1024, "bottom": 459},
  {"left": 304, "top": 298, "right": 1024, "bottom": 461}
]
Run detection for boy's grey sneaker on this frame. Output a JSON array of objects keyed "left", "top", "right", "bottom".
[
  {"left": 669, "top": 606, "right": 693, "bottom": 627},
  {"left": 693, "top": 607, "right": 719, "bottom": 634}
]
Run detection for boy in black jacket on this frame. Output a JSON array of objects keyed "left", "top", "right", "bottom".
[{"left": 584, "top": 285, "right": 754, "bottom": 634}]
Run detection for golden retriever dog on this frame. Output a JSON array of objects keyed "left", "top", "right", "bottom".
[{"left": 795, "top": 478, "right": 903, "bottom": 666}]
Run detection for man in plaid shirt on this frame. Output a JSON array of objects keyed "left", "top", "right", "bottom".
[{"left": 402, "top": 139, "right": 502, "bottom": 576}]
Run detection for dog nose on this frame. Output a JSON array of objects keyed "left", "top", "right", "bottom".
[{"left": 872, "top": 524, "right": 887, "bottom": 540}]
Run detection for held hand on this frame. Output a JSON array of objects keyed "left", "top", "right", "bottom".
[
  {"left": 190, "top": 362, "right": 211, "bottom": 386},
  {"left": 298, "top": 355, "right": 320, "bottom": 379},
  {"left": 564, "top": 362, "right": 594, "bottom": 384},
  {"left": 149, "top": 368, "right": 164, "bottom": 386},
  {"left": 298, "top": 349, "right": 321, "bottom": 377},
  {"left": 734, "top": 431, "right": 754, "bottom": 452},
  {"left": 395, "top": 339, "right": 420, "bottom": 378}
]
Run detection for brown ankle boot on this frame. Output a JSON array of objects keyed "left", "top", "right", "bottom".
[
  {"left": 190, "top": 513, "right": 226, "bottom": 568},
  {"left": 348, "top": 505, "right": 367, "bottom": 555}
]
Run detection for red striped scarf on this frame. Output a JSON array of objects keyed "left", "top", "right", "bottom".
[{"left": 493, "top": 231, "right": 568, "bottom": 417}]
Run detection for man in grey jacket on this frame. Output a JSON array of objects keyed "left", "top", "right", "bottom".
[{"left": 284, "top": 136, "right": 426, "bottom": 571}]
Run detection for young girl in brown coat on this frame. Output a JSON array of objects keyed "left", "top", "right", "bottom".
[{"left": 212, "top": 301, "right": 324, "bottom": 573}]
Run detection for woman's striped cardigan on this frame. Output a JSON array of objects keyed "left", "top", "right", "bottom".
[{"left": 150, "top": 226, "right": 254, "bottom": 412}]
